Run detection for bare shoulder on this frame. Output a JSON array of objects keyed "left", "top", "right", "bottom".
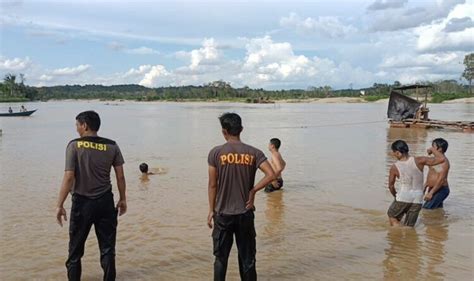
[
  {"left": 443, "top": 157, "right": 450, "bottom": 169},
  {"left": 390, "top": 163, "right": 399, "bottom": 175},
  {"left": 274, "top": 151, "right": 285, "bottom": 161}
]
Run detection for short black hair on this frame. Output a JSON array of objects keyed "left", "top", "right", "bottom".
[
  {"left": 76, "top": 110, "right": 101, "bottom": 131},
  {"left": 270, "top": 138, "right": 281, "bottom": 149},
  {"left": 219, "top": 113, "right": 243, "bottom": 136},
  {"left": 139, "top": 163, "right": 149, "bottom": 173},
  {"left": 432, "top": 138, "right": 448, "bottom": 153},
  {"left": 391, "top": 140, "right": 409, "bottom": 154}
]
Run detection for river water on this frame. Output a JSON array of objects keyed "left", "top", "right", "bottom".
[{"left": 0, "top": 101, "right": 473, "bottom": 280}]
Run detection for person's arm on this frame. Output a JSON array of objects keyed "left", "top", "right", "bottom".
[
  {"left": 56, "top": 171, "right": 75, "bottom": 227},
  {"left": 417, "top": 147, "right": 446, "bottom": 167},
  {"left": 207, "top": 165, "right": 218, "bottom": 228},
  {"left": 246, "top": 161, "right": 276, "bottom": 209},
  {"left": 114, "top": 165, "right": 127, "bottom": 216},
  {"left": 424, "top": 162, "right": 449, "bottom": 201},
  {"left": 388, "top": 164, "right": 398, "bottom": 198}
]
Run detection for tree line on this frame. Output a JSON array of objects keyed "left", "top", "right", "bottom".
[{"left": 1, "top": 53, "right": 472, "bottom": 103}]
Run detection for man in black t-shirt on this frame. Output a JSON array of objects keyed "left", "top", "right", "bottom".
[
  {"left": 55, "top": 110, "right": 127, "bottom": 281},
  {"left": 208, "top": 113, "right": 275, "bottom": 281}
]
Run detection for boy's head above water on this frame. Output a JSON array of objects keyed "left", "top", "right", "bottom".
[{"left": 139, "top": 163, "right": 149, "bottom": 174}]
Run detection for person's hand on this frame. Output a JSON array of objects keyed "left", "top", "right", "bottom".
[
  {"left": 424, "top": 193, "right": 433, "bottom": 201},
  {"left": 246, "top": 189, "right": 256, "bottom": 210},
  {"left": 427, "top": 147, "right": 433, "bottom": 155},
  {"left": 56, "top": 207, "right": 67, "bottom": 227},
  {"left": 116, "top": 199, "right": 127, "bottom": 216},
  {"left": 207, "top": 211, "right": 214, "bottom": 229}
]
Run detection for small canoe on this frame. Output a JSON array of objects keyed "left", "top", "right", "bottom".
[{"left": 0, "top": 109, "right": 37, "bottom": 117}]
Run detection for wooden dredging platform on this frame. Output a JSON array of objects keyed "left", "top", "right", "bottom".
[
  {"left": 387, "top": 85, "right": 473, "bottom": 133},
  {"left": 389, "top": 118, "right": 474, "bottom": 132}
]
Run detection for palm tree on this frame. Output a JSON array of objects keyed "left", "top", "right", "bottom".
[{"left": 4, "top": 74, "right": 17, "bottom": 97}]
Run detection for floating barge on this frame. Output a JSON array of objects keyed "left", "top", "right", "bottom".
[{"left": 387, "top": 85, "right": 473, "bottom": 133}]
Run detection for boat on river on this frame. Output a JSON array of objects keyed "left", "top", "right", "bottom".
[
  {"left": 387, "top": 85, "right": 473, "bottom": 133},
  {"left": 0, "top": 109, "right": 37, "bottom": 117}
]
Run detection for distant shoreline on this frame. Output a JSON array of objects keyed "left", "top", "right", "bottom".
[{"left": 1, "top": 97, "right": 473, "bottom": 104}]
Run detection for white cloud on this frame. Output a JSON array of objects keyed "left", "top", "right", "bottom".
[
  {"left": 51, "top": 64, "right": 91, "bottom": 76},
  {"left": 379, "top": 51, "right": 464, "bottom": 83},
  {"left": 124, "top": 46, "right": 159, "bottom": 55},
  {"left": 0, "top": 56, "right": 32, "bottom": 71},
  {"left": 444, "top": 17, "right": 474, "bottom": 32},
  {"left": 416, "top": 2, "right": 474, "bottom": 53},
  {"left": 107, "top": 42, "right": 159, "bottom": 55},
  {"left": 368, "top": 0, "right": 465, "bottom": 31},
  {"left": 116, "top": 36, "right": 375, "bottom": 89},
  {"left": 380, "top": 53, "right": 460, "bottom": 69},
  {"left": 242, "top": 36, "right": 311, "bottom": 79},
  {"left": 107, "top": 41, "right": 125, "bottom": 51},
  {"left": 139, "top": 65, "right": 170, "bottom": 87},
  {"left": 188, "top": 38, "right": 220, "bottom": 69},
  {"left": 124, "top": 65, "right": 152, "bottom": 78},
  {"left": 280, "top": 13, "right": 357, "bottom": 38},
  {"left": 367, "top": 0, "right": 407, "bottom": 11},
  {"left": 39, "top": 74, "right": 53, "bottom": 81}
]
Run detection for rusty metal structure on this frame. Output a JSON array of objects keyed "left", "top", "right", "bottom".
[{"left": 387, "top": 85, "right": 473, "bottom": 132}]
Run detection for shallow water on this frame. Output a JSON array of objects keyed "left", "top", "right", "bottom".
[{"left": 0, "top": 101, "right": 473, "bottom": 280}]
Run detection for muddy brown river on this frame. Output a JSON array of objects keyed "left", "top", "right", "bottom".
[{"left": 1, "top": 101, "right": 472, "bottom": 280}]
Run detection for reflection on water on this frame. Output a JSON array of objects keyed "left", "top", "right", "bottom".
[
  {"left": 0, "top": 101, "right": 472, "bottom": 280},
  {"left": 422, "top": 209, "right": 449, "bottom": 281},
  {"left": 383, "top": 228, "right": 422, "bottom": 281},
  {"left": 263, "top": 190, "right": 285, "bottom": 243},
  {"left": 383, "top": 210, "right": 449, "bottom": 281}
]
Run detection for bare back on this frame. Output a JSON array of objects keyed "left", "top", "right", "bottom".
[{"left": 270, "top": 151, "right": 286, "bottom": 179}]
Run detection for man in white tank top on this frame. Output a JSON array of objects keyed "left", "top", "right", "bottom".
[{"left": 387, "top": 140, "right": 446, "bottom": 227}]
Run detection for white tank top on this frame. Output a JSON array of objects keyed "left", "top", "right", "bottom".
[{"left": 394, "top": 157, "right": 424, "bottom": 203}]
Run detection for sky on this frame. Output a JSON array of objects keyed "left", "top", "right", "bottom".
[{"left": 0, "top": 0, "right": 473, "bottom": 89}]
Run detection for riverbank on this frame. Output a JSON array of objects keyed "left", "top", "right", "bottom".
[{"left": 2, "top": 96, "right": 473, "bottom": 104}]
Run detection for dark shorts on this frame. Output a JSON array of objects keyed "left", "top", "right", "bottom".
[
  {"left": 423, "top": 186, "right": 449, "bottom": 209},
  {"left": 264, "top": 178, "right": 283, "bottom": 193},
  {"left": 387, "top": 200, "right": 422, "bottom": 227}
]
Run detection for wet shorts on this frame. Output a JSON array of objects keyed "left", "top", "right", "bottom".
[
  {"left": 264, "top": 178, "right": 283, "bottom": 193},
  {"left": 387, "top": 200, "right": 422, "bottom": 227},
  {"left": 423, "top": 186, "right": 449, "bottom": 209}
]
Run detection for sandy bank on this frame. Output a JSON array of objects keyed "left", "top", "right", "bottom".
[
  {"left": 43, "top": 96, "right": 474, "bottom": 104},
  {"left": 442, "top": 97, "right": 474, "bottom": 104}
]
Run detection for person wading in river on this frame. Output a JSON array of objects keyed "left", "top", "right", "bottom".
[
  {"left": 423, "top": 138, "right": 451, "bottom": 209},
  {"left": 387, "top": 140, "right": 445, "bottom": 227},
  {"left": 207, "top": 112, "right": 275, "bottom": 281},
  {"left": 55, "top": 110, "right": 127, "bottom": 281}
]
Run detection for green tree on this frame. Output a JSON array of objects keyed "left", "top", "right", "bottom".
[
  {"left": 4, "top": 73, "right": 17, "bottom": 97},
  {"left": 462, "top": 53, "right": 474, "bottom": 95}
]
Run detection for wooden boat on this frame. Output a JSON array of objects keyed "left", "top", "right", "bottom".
[
  {"left": 0, "top": 109, "right": 37, "bottom": 117},
  {"left": 387, "top": 85, "right": 473, "bottom": 133}
]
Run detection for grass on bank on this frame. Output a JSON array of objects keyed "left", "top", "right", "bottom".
[
  {"left": 430, "top": 92, "right": 472, "bottom": 103},
  {"left": 0, "top": 97, "right": 29, "bottom": 102}
]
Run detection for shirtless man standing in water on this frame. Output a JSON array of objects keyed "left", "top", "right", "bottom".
[
  {"left": 265, "top": 138, "right": 286, "bottom": 192},
  {"left": 424, "top": 138, "right": 451, "bottom": 209}
]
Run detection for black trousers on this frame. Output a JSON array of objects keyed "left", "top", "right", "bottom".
[
  {"left": 66, "top": 191, "right": 118, "bottom": 281},
  {"left": 212, "top": 210, "right": 257, "bottom": 281}
]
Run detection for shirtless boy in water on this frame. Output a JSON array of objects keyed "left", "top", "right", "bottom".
[
  {"left": 265, "top": 138, "right": 286, "bottom": 192},
  {"left": 423, "top": 138, "right": 450, "bottom": 209}
]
